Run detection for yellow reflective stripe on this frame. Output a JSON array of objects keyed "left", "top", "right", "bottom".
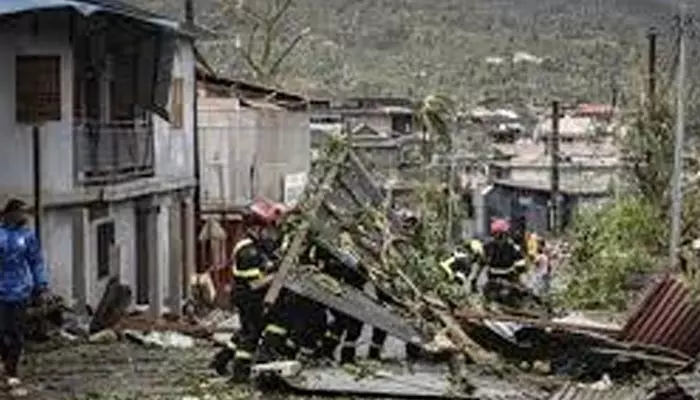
[
  {"left": 325, "top": 331, "right": 339, "bottom": 340},
  {"left": 234, "top": 350, "right": 253, "bottom": 360},
  {"left": 440, "top": 257, "right": 456, "bottom": 280},
  {"left": 281, "top": 236, "right": 291, "bottom": 252},
  {"left": 342, "top": 341, "right": 357, "bottom": 348},
  {"left": 233, "top": 268, "right": 263, "bottom": 279},
  {"left": 232, "top": 238, "right": 254, "bottom": 257},
  {"left": 300, "top": 347, "right": 315, "bottom": 356},
  {"left": 469, "top": 240, "right": 484, "bottom": 256},
  {"left": 514, "top": 259, "right": 527, "bottom": 267},
  {"left": 285, "top": 338, "right": 297, "bottom": 349},
  {"left": 264, "top": 324, "right": 288, "bottom": 336}
]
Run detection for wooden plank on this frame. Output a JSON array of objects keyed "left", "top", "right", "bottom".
[{"left": 263, "top": 150, "right": 348, "bottom": 310}]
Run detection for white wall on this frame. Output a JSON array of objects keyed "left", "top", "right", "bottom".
[
  {"left": 42, "top": 210, "right": 74, "bottom": 302},
  {"left": 154, "top": 38, "right": 196, "bottom": 181},
  {"left": 0, "top": 12, "right": 74, "bottom": 199}
]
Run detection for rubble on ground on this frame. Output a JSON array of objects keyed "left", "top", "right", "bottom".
[{"left": 24, "top": 139, "right": 700, "bottom": 399}]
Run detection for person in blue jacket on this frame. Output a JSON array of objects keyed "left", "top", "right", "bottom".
[{"left": 0, "top": 199, "right": 49, "bottom": 390}]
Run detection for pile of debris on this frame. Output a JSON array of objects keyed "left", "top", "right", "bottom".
[{"left": 244, "top": 141, "right": 700, "bottom": 399}]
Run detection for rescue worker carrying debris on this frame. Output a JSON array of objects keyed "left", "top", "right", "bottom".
[
  {"left": 439, "top": 238, "right": 485, "bottom": 288},
  {"left": 209, "top": 205, "right": 283, "bottom": 382}
]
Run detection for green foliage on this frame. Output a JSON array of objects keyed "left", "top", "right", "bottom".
[
  {"left": 414, "top": 94, "right": 456, "bottom": 157},
  {"left": 557, "top": 196, "right": 665, "bottom": 310},
  {"left": 624, "top": 93, "right": 675, "bottom": 208},
  {"left": 132, "top": 0, "right": 682, "bottom": 105}
]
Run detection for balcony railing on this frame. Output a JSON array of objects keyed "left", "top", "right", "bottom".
[{"left": 74, "top": 119, "right": 155, "bottom": 185}]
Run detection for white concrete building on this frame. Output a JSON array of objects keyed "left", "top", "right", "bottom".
[{"left": 0, "top": 1, "right": 198, "bottom": 315}]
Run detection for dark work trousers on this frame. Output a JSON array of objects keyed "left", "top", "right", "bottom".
[
  {"left": 368, "top": 288, "right": 391, "bottom": 360},
  {"left": 0, "top": 300, "right": 27, "bottom": 378},
  {"left": 210, "top": 284, "right": 265, "bottom": 381},
  {"left": 322, "top": 309, "right": 363, "bottom": 364},
  {"left": 368, "top": 289, "right": 421, "bottom": 361},
  {"left": 257, "top": 290, "right": 297, "bottom": 363},
  {"left": 289, "top": 296, "right": 327, "bottom": 360}
]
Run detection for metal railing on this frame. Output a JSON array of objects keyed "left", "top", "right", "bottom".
[{"left": 74, "top": 119, "right": 155, "bottom": 185}]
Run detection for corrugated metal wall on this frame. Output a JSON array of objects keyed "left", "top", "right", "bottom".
[
  {"left": 254, "top": 109, "right": 311, "bottom": 202},
  {"left": 197, "top": 98, "right": 311, "bottom": 207}
]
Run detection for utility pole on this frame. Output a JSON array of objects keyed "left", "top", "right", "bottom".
[
  {"left": 669, "top": 11, "right": 687, "bottom": 271},
  {"left": 648, "top": 27, "right": 657, "bottom": 106},
  {"left": 185, "top": 0, "right": 202, "bottom": 254},
  {"left": 549, "top": 100, "right": 561, "bottom": 234}
]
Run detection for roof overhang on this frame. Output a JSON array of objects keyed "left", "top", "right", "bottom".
[{"left": 0, "top": 0, "right": 200, "bottom": 37}]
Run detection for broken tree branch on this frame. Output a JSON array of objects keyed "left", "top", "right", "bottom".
[{"left": 263, "top": 149, "right": 348, "bottom": 311}]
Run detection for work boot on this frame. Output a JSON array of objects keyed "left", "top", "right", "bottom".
[
  {"left": 340, "top": 346, "right": 356, "bottom": 365},
  {"left": 229, "top": 360, "right": 251, "bottom": 384},
  {"left": 319, "top": 338, "right": 339, "bottom": 361},
  {"left": 368, "top": 345, "right": 382, "bottom": 361},
  {"left": 406, "top": 343, "right": 422, "bottom": 362},
  {"left": 210, "top": 348, "right": 234, "bottom": 376}
]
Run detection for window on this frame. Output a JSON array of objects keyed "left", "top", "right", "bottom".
[
  {"left": 96, "top": 221, "right": 116, "bottom": 280},
  {"left": 15, "top": 55, "right": 62, "bottom": 123},
  {"left": 170, "top": 78, "right": 184, "bottom": 129}
]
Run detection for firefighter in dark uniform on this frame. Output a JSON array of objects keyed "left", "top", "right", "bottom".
[
  {"left": 315, "top": 232, "right": 368, "bottom": 365},
  {"left": 367, "top": 239, "right": 485, "bottom": 361},
  {"left": 477, "top": 219, "right": 527, "bottom": 304},
  {"left": 209, "top": 209, "right": 280, "bottom": 382}
]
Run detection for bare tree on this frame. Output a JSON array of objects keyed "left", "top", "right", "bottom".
[{"left": 223, "top": 0, "right": 309, "bottom": 84}]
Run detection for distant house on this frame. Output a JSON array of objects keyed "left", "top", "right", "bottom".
[
  {"left": 196, "top": 70, "right": 311, "bottom": 208},
  {"left": 0, "top": 0, "right": 201, "bottom": 314},
  {"left": 467, "top": 107, "right": 526, "bottom": 143},
  {"left": 310, "top": 96, "right": 415, "bottom": 136},
  {"left": 477, "top": 179, "right": 612, "bottom": 235},
  {"left": 533, "top": 115, "right": 600, "bottom": 142},
  {"left": 572, "top": 103, "right": 615, "bottom": 121}
]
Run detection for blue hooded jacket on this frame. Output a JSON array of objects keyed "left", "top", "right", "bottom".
[{"left": 0, "top": 225, "right": 49, "bottom": 303}]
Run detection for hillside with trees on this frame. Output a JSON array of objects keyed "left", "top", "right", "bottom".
[{"left": 133, "top": 0, "right": 696, "bottom": 107}]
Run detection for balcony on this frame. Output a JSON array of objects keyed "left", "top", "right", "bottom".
[{"left": 74, "top": 119, "right": 155, "bottom": 185}]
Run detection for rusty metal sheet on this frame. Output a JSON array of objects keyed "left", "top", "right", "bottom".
[
  {"left": 620, "top": 276, "right": 700, "bottom": 357},
  {"left": 548, "top": 383, "right": 647, "bottom": 400}
]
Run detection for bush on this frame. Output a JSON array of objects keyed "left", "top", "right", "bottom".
[{"left": 556, "top": 196, "right": 666, "bottom": 311}]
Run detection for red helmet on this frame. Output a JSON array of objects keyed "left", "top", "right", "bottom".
[{"left": 490, "top": 218, "right": 510, "bottom": 235}]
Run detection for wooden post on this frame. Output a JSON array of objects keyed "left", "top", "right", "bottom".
[
  {"left": 32, "top": 125, "right": 42, "bottom": 243},
  {"left": 148, "top": 199, "right": 162, "bottom": 318},
  {"left": 648, "top": 27, "right": 657, "bottom": 107},
  {"left": 549, "top": 101, "right": 560, "bottom": 233}
]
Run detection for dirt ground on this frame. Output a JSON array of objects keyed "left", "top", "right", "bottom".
[{"left": 21, "top": 340, "right": 303, "bottom": 400}]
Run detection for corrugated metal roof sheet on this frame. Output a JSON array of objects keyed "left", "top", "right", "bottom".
[
  {"left": 620, "top": 276, "right": 700, "bottom": 357},
  {"left": 548, "top": 383, "right": 648, "bottom": 400}
]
